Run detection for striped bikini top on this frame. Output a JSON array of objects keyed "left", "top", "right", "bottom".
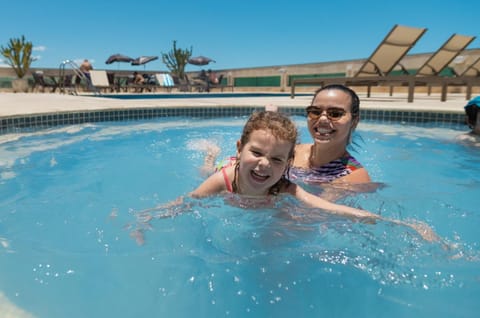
[{"left": 289, "top": 153, "right": 363, "bottom": 184}]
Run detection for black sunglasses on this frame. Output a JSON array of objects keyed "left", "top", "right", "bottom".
[{"left": 306, "top": 106, "right": 348, "bottom": 121}]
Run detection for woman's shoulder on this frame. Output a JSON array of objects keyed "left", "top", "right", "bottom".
[
  {"left": 295, "top": 143, "right": 312, "bottom": 152},
  {"left": 293, "top": 143, "right": 312, "bottom": 167}
]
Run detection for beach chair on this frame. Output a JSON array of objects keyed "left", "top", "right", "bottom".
[
  {"left": 291, "top": 24, "right": 427, "bottom": 101},
  {"left": 32, "top": 70, "right": 59, "bottom": 93},
  {"left": 155, "top": 73, "right": 176, "bottom": 92},
  {"left": 440, "top": 56, "right": 480, "bottom": 101},
  {"left": 89, "top": 70, "right": 116, "bottom": 93},
  {"left": 381, "top": 33, "right": 475, "bottom": 97},
  {"left": 354, "top": 24, "right": 427, "bottom": 78},
  {"left": 414, "top": 33, "right": 475, "bottom": 77},
  {"left": 455, "top": 56, "right": 480, "bottom": 77}
]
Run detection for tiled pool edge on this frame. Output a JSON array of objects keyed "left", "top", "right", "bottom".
[{"left": 0, "top": 106, "right": 467, "bottom": 134}]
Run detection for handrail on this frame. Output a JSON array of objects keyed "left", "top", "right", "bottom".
[{"left": 58, "top": 60, "right": 97, "bottom": 95}]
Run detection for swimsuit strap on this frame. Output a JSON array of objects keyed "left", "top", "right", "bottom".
[{"left": 222, "top": 167, "right": 233, "bottom": 193}]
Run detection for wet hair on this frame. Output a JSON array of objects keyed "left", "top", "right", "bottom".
[
  {"left": 311, "top": 84, "right": 360, "bottom": 118},
  {"left": 465, "top": 105, "right": 479, "bottom": 129},
  {"left": 233, "top": 110, "right": 298, "bottom": 195}
]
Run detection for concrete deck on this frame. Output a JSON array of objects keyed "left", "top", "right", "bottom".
[{"left": 0, "top": 91, "right": 470, "bottom": 118}]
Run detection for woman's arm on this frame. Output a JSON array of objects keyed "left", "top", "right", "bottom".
[
  {"left": 286, "top": 183, "right": 439, "bottom": 242},
  {"left": 337, "top": 167, "right": 371, "bottom": 183},
  {"left": 287, "top": 182, "right": 380, "bottom": 221}
]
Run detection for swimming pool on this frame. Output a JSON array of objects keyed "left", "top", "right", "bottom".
[
  {"left": 0, "top": 115, "right": 478, "bottom": 317},
  {"left": 96, "top": 92, "right": 311, "bottom": 100}
]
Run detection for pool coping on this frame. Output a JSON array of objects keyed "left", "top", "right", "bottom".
[{"left": 0, "top": 92, "right": 469, "bottom": 134}]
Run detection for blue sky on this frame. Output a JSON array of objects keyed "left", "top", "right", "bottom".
[{"left": 1, "top": 0, "right": 478, "bottom": 72}]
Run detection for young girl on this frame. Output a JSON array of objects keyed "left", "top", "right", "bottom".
[{"left": 131, "top": 111, "right": 439, "bottom": 244}]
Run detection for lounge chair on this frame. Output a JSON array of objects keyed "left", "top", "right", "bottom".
[
  {"left": 390, "top": 33, "right": 476, "bottom": 99},
  {"left": 32, "top": 71, "right": 58, "bottom": 93},
  {"left": 58, "top": 74, "right": 77, "bottom": 95},
  {"left": 441, "top": 56, "right": 480, "bottom": 101},
  {"left": 291, "top": 26, "right": 476, "bottom": 102},
  {"left": 155, "top": 73, "right": 176, "bottom": 92},
  {"left": 455, "top": 56, "right": 480, "bottom": 77},
  {"left": 415, "top": 34, "right": 476, "bottom": 77},
  {"left": 354, "top": 24, "right": 427, "bottom": 77},
  {"left": 291, "top": 24, "right": 427, "bottom": 101},
  {"left": 169, "top": 74, "right": 191, "bottom": 92},
  {"left": 89, "top": 70, "right": 116, "bottom": 93}
]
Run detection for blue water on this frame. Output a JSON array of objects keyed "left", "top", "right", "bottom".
[{"left": 0, "top": 117, "right": 479, "bottom": 318}]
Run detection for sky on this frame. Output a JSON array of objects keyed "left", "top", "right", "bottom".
[{"left": 1, "top": 0, "right": 479, "bottom": 73}]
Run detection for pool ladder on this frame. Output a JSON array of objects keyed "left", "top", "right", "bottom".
[{"left": 59, "top": 60, "right": 98, "bottom": 95}]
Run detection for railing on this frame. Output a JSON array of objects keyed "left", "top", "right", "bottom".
[{"left": 58, "top": 60, "right": 97, "bottom": 95}]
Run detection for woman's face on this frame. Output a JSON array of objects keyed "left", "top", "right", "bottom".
[{"left": 307, "top": 89, "right": 357, "bottom": 148}]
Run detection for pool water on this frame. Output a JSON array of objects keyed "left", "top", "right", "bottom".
[{"left": 0, "top": 116, "right": 479, "bottom": 318}]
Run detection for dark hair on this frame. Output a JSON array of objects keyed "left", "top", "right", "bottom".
[
  {"left": 465, "top": 105, "right": 479, "bottom": 129},
  {"left": 311, "top": 84, "right": 360, "bottom": 118},
  {"left": 233, "top": 111, "right": 298, "bottom": 195}
]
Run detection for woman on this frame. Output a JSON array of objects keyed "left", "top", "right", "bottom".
[{"left": 291, "top": 84, "right": 372, "bottom": 190}]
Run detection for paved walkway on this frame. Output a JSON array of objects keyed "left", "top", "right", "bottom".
[{"left": 0, "top": 91, "right": 469, "bottom": 118}]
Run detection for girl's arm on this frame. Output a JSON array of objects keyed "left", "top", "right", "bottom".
[{"left": 189, "top": 167, "right": 230, "bottom": 198}]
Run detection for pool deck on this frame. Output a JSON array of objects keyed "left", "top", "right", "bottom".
[{"left": 0, "top": 91, "right": 470, "bottom": 118}]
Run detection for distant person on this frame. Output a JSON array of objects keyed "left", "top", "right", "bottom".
[
  {"left": 133, "top": 71, "right": 145, "bottom": 84},
  {"left": 79, "top": 59, "right": 93, "bottom": 79},
  {"left": 207, "top": 69, "right": 219, "bottom": 85},
  {"left": 198, "top": 70, "right": 207, "bottom": 81},
  {"left": 457, "top": 96, "right": 480, "bottom": 146},
  {"left": 76, "top": 59, "right": 93, "bottom": 85}
]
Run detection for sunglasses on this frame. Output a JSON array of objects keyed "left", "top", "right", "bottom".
[{"left": 306, "top": 106, "right": 348, "bottom": 121}]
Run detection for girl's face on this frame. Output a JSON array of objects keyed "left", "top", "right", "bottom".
[
  {"left": 236, "top": 129, "right": 292, "bottom": 195},
  {"left": 307, "top": 89, "right": 357, "bottom": 148}
]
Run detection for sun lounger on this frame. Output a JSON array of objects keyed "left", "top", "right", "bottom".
[
  {"left": 32, "top": 71, "right": 58, "bottom": 93},
  {"left": 415, "top": 34, "right": 476, "bottom": 77},
  {"left": 290, "top": 25, "right": 427, "bottom": 101},
  {"left": 291, "top": 26, "right": 476, "bottom": 102},
  {"left": 155, "top": 73, "right": 176, "bottom": 92},
  {"left": 354, "top": 24, "right": 427, "bottom": 77},
  {"left": 89, "top": 70, "right": 116, "bottom": 93},
  {"left": 456, "top": 56, "right": 480, "bottom": 77},
  {"left": 387, "top": 33, "right": 476, "bottom": 99}
]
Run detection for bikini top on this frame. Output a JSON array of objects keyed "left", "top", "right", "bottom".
[
  {"left": 289, "top": 153, "right": 363, "bottom": 184},
  {"left": 216, "top": 157, "right": 236, "bottom": 193}
]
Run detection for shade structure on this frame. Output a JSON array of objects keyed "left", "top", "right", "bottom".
[
  {"left": 131, "top": 56, "right": 159, "bottom": 66},
  {"left": 105, "top": 54, "right": 134, "bottom": 64},
  {"left": 188, "top": 56, "right": 215, "bottom": 66}
]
